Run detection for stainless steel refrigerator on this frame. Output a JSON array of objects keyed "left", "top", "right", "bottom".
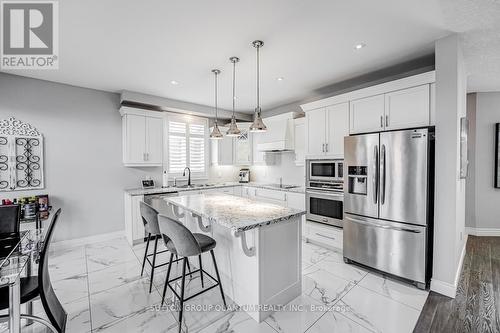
[{"left": 343, "top": 127, "right": 434, "bottom": 289}]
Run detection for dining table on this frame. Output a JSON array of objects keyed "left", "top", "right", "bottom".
[{"left": 0, "top": 229, "right": 45, "bottom": 333}]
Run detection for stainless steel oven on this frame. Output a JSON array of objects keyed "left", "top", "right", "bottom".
[
  {"left": 307, "top": 159, "right": 343, "bottom": 183},
  {"left": 306, "top": 189, "right": 344, "bottom": 228}
]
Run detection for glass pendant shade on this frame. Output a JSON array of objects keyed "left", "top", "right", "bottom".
[
  {"left": 226, "top": 116, "right": 241, "bottom": 136},
  {"left": 250, "top": 40, "right": 267, "bottom": 133},
  {"left": 210, "top": 68, "right": 223, "bottom": 140},
  {"left": 210, "top": 122, "right": 224, "bottom": 139},
  {"left": 249, "top": 107, "right": 267, "bottom": 132}
]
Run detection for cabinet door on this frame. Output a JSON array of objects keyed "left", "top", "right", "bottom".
[
  {"left": 234, "top": 127, "right": 252, "bottom": 165},
  {"left": 294, "top": 118, "right": 306, "bottom": 166},
  {"left": 124, "top": 114, "right": 146, "bottom": 164},
  {"left": 252, "top": 132, "right": 265, "bottom": 165},
  {"left": 145, "top": 116, "right": 163, "bottom": 165},
  {"left": 326, "top": 102, "right": 349, "bottom": 156},
  {"left": 349, "top": 95, "right": 385, "bottom": 134},
  {"left": 306, "top": 108, "right": 326, "bottom": 156},
  {"left": 218, "top": 128, "right": 234, "bottom": 165},
  {"left": 384, "top": 85, "right": 430, "bottom": 130}
]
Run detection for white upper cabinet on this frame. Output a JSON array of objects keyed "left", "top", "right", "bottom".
[
  {"left": 384, "top": 84, "right": 430, "bottom": 130},
  {"left": 302, "top": 72, "right": 436, "bottom": 136},
  {"left": 306, "top": 102, "right": 348, "bottom": 158},
  {"left": 326, "top": 103, "right": 349, "bottom": 156},
  {"left": 293, "top": 118, "right": 306, "bottom": 166},
  {"left": 233, "top": 124, "right": 252, "bottom": 165},
  {"left": 122, "top": 109, "right": 163, "bottom": 167},
  {"left": 145, "top": 116, "right": 163, "bottom": 164},
  {"left": 349, "top": 94, "right": 385, "bottom": 134},
  {"left": 306, "top": 108, "right": 326, "bottom": 156},
  {"left": 210, "top": 126, "right": 234, "bottom": 166}
]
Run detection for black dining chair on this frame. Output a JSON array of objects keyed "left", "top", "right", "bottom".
[
  {"left": 0, "top": 204, "right": 21, "bottom": 234},
  {"left": 157, "top": 214, "right": 227, "bottom": 333},
  {"left": 0, "top": 208, "right": 67, "bottom": 332}
]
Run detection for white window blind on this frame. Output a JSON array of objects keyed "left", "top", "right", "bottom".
[{"left": 167, "top": 116, "right": 208, "bottom": 177}]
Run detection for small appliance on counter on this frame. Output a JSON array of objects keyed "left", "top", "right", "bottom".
[{"left": 239, "top": 169, "right": 250, "bottom": 183}]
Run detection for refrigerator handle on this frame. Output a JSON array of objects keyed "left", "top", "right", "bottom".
[
  {"left": 345, "top": 216, "right": 422, "bottom": 233},
  {"left": 381, "top": 144, "right": 386, "bottom": 205},
  {"left": 373, "top": 145, "right": 379, "bottom": 204}
]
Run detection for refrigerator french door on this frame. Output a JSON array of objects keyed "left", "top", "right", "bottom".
[{"left": 343, "top": 128, "right": 433, "bottom": 288}]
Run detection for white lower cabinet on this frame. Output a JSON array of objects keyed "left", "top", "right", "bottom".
[
  {"left": 124, "top": 193, "right": 146, "bottom": 245},
  {"left": 254, "top": 188, "right": 287, "bottom": 205},
  {"left": 304, "top": 221, "right": 343, "bottom": 250}
]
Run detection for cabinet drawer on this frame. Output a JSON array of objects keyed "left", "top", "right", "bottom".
[
  {"left": 255, "top": 188, "right": 287, "bottom": 202},
  {"left": 306, "top": 221, "right": 343, "bottom": 249}
]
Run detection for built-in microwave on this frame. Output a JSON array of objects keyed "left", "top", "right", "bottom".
[{"left": 307, "top": 159, "right": 343, "bottom": 183}]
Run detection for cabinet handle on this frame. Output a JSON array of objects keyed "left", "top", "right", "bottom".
[
  {"left": 315, "top": 233, "right": 336, "bottom": 241},
  {"left": 322, "top": 143, "right": 325, "bottom": 153},
  {"left": 385, "top": 115, "right": 389, "bottom": 127},
  {"left": 380, "top": 116, "right": 383, "bottom": 128},
  {"left": 325, "top": 143, "right": 328, "bottom": 152}
]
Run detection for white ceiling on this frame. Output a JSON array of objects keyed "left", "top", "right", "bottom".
[{"left": 2, "top": 0, "right": 499, "bottom": 112}]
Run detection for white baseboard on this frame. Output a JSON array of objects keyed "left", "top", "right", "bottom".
[
  {"left": 430, "top": 235, "right": 468, "bottom": 298},
  {"left": 52, "top": 230, "right": 125, "bottom": 251},
  {"left": 466, "top": 227, "right": 500, "bottom": 236}
]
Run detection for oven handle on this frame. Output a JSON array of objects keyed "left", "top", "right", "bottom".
[
  {"left": 306, "top": 190, "right": 344, "bottom": 200},
  {"left": 345, "top": 216, "right": 422, "bottom": 234}
]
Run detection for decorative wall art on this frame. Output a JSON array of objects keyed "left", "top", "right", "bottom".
[{"left": 0, "top": 117, "right": 44, "bottom": 191}]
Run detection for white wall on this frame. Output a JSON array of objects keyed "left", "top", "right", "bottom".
[
  {"left": 431, "top": 34, "right": 467, "bottom": 298},
  {"left": 467, "top": 92, "right": 500, "bottom": 230},
  {"left": 0, "top": 73, "right": 162, "bottom": 241}
]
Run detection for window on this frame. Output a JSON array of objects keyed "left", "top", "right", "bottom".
[{"left": 167, "top": 115, "right": 208, "bottom": 178}]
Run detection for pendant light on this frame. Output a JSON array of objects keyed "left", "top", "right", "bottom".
[
  {"left": 249, "top": 40, "right": 267, "bottom": 133},
  {"left": 226, "top": 57, "right": 241, "bottom": 137},
  {"left": 210, "top": 69, "right": 223, "bottom": 140}
]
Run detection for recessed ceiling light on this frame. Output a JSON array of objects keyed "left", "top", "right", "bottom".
[
  {"left": 170, "top": 80, "right": 179, "bottom": 85},
  {"left": 354, "top": 43, "right": 366, "bottom": 50},
  {"left": 276, "top": 77, "right": 284, "bottom": 81}
]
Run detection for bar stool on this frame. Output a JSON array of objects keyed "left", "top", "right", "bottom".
[
  {"left": 157, "top": 214, "right": 227, "bottom": 333},
  {"left": 139, "top": 202, "right": 191, "bottom": 293}
]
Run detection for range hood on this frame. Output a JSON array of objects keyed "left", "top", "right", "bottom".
[{"left": 257, "top": 117, "right": 295, "bottom": 152}]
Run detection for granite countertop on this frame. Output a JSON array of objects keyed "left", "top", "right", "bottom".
[
  {"left": 163, "top": 193, "right": 305, "bottom": 232},
  {"left": 124, "top": 182, "right": 305, "bottom": 196}
]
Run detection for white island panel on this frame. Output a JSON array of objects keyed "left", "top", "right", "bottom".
[{"left": 163, "top": 193, "right": 305, "bottom": 322}]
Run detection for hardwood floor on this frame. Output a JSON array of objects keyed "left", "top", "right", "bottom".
[{"left": 414, "top": 236, "right": 500, "bottom": 333}]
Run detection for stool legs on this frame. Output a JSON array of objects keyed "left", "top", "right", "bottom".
[
  {"left": 141, "top": 233, "right": 151, "bottom": 277},
  {"left": 198, "top": 255, "right": 204, "bottom": 288},
  {"left": 161, "top": 253, "right": 174, "bottom": 306},
  {"left": 178, "top": 258, "right": 188, "bottom": 333},
  {"left": 149, "top": 237, "right": 159, "bottom": 293},
  {"left": 210, "top": 250, "right": 227, "bottom": 309}
]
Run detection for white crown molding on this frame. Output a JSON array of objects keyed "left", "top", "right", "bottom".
[
  {"left": 0, "top": 117, "right": 42, "bottom": 136},
  {"left": 466, "top": 227, "right": 500, "bottom": 236},
  {"left": 300, "top": 71, "right": 435, "bottom": 111}
]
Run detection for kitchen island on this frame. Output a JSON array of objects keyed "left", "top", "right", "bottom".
[{"left": 163, "top": 193, "right": 305, "bottom": 322}]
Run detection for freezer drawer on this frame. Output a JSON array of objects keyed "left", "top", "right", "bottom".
[{"left": 343, "top": 214, "right": 427, "bottom": 284}]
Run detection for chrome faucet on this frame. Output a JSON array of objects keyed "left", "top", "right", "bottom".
[{"left": 183, "top": 167, "right": 191, "bottom": 186}]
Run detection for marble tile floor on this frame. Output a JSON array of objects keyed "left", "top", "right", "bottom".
[{"left": 0, "top": 237, "right": 429, "bottom": 333}]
